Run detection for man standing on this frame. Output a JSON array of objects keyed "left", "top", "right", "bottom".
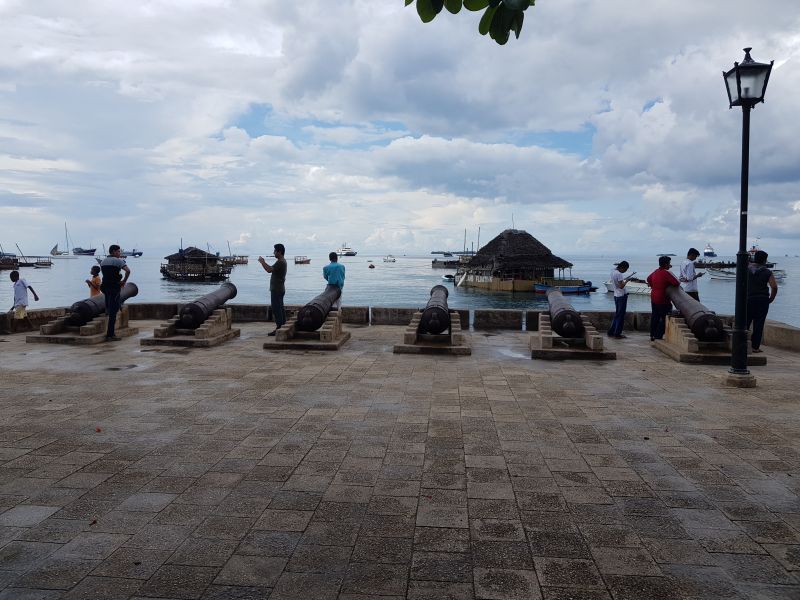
[
  {"left": 607, "top": 261, "right": 629, "bottom": 339},
  {"left": 323, "top": 252, "right": 346, "bottom": 310},
  {"left": 100, "top": 245, "right": 130, "bottom": 342},
  {"left": 646, "top": 256, "right": 680, "bottom": 342},
  {"left": 9, "top": 270, "right": 39, "bottom": 333},
  {"left": 679, "top": 248, "right": 704, "bottom": 301},
  {"left": 747, "top": 250, "right": 778, "bottom": 353},
  {"left": 259, "top": 243, "right": 287, "bottom": 336}
]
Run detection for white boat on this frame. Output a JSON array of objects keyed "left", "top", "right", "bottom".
[
  {"left": 336, "top": 243, "right": 357, "bottom": 257},
  {"left": 703, "top": 243, "right": 717, "bottom": 257},
  {"left": 708, "top": 267, "right": 786, "bottom": 281},
  {"left": 604, "top": 279, "right": 651, "bottom": 295},
  {"left": 50, "top": 223, "right": 78, "bottom": 258},
  {"left": 383, "top": 255, "right": 396, "bottom": 262}
]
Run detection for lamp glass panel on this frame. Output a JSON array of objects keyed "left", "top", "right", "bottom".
[
  {"left": 725, "top": 72, "right": 739, "bottom": 102},
  {"left": 739, "top": 68, "right": 768, "bottom": 99}
]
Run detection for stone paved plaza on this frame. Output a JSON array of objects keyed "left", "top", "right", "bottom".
[{"left": 0, "top": 322, "right": 799, "bottom": 599}]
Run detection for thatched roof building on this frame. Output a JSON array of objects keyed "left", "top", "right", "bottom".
[
  {"left": 466, "top": 229, "right": 572, "bottom": 279},
  {"left": 163, "top": 247, "right": 221, "bottom": 264}
]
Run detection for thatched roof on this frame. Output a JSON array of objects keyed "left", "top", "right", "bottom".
[
  {"left": 164, "top": 246, "right": 220, "bottom": 262},
  {"left": 467, "top": 229, "right": 572, "bottom": 271}
]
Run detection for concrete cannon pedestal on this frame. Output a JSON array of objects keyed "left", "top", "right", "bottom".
[
  {"left": 26, "top": 306, "right": 138, "bottom": 345},
  {"left": 653, "top": 315, "right": 767, "bottom": 366},
  {"left": 530, "top": 313, "right": 616, "bottom": 360},
  {"left": 393, "top": 310, "right": 471, "bottom": 355},
  {"left": 141, "top": 307, "right": 240, "bottom": 348},
  {"left": 263, "top": 309, "right": 350, "bottom": 351}
]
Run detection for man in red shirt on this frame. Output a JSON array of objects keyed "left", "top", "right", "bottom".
[{"left": 646, "top": 256, "right": 680, "bottom": 341}]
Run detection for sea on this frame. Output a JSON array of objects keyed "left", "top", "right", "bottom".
[{"left": 4, "top": 253, "right": 799, "bottom": 328}]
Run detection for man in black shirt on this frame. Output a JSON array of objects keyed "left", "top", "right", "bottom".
[
  {"left": 747, "top": 250, "right": 778, "bottom": 353},
  {"left": 100, "top": 245, "right": 130, "bottom": 341},
  {"left": 259, "top": 243, "right": 287, "bottom": 336}
]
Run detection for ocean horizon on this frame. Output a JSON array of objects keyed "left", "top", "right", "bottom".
[{"left": 4, "top": 253, "right": 799, "bottom": 329}]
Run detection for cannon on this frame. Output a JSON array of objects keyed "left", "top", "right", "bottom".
[
  {"left": 66, "top": 283, "right": 139, "bottom": 326},
  {"left": 296, "top": 284, "right": 342, "bottom": 332},
  {"left": 666, "top": 286, "right": 725, "bottom": 342},
  {"left": 546, "top": 289, "right": 584, "bottom": 338},
  {"left": 418, "top": 285, "right": 451, "bottom": 335},
  {"left": 179, "top": 282, "right": 237, "bottom": 329}
]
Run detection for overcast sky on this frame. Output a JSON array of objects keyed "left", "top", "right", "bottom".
[{"left": 1, "top": 0, "right": 799, "bottom": 257}]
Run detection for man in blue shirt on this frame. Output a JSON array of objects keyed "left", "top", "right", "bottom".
[{"left": 323, "top": 252, "right": 345, "bottom": 310}]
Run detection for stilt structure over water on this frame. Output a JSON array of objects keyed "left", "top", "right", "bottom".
[{"left": 455, "top": 229, "right": 583, "bottom": 292}]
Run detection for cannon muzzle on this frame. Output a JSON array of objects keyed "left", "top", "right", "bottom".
[
  {"left": 296, "top": 284, "right": 342, "bottom": 331},
  {"left": 67, "top": 282, "right": 139, "bottom": 326},
  {"left": 665, "top": 286, "right": 725, "bottom": 342},
  {"left": 419, "top": 285, "right": 451, "bottom": 335},
  {"left": 546, "top": 289, "right": 584, "bottom": 338},
  {"left": 179, "top": 282, "right": 237, "bottom": 329}
]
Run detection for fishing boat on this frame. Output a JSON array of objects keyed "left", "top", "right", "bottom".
[
  {"left": 534, "top": 280, "right": 594, "bottom": 295},
  {"left": 72, "top": 247, "right": 96, "bottom": 256},
  {"left": 0, "top": 255, "right": 18, "bottom": 270},
  {"left": 708, "top": 267, "right": 786, "bottom": 281},
  {"left": 294, "top": 256, "right": 311, "bottom": 265},
  {"left": 442, "top": 274, "right": 455, "bottom": 282},
  {"left": 122, "top": 248, "right": 144, "bottom": 258},
  {"left": 336, "top": 243, "right": 357, "bottom": 257},
  {"left": 604, "top": 278, "right": 651, "bottom": 295},
  {"left": 383, "top": 255, "right": 396, "bottom": 262},
  {"left": 703, "top": 243, "right": 717, "bottom": 257}
]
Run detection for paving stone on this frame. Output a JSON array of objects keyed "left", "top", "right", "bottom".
[
  {"left": 286, "top": 544, "right": 352, "bottom": 574},
  {"left": 411, "top": 550, "right": 472, "bottom": 582},
  {"left": 169, "top": 537, "right": 238, "bottom": 567},
  {"left": 125, "top": 524, "right": 192, "bottom": 551},
  {"left": 352, "top": 536, "right": 412, "bottom": 564},
  {"left": 138, "top": 564, "right": 218, "bottom": 599},
  {"left": 416, "top": 503, "right": 468, "bottom": 529},
  {"left": 406, "top": 580, "right": 474, "bottom": 599},
  {"left": 14, "top": 557, "right": 99, "bottom": 590},
  {"left": 342, "top": 562, "right": 408, "bottom": 596},
  {"left": 473, "top": 568, "right": 541, "bottom": 600},
  {"left": 472, "top": 541, "right": 533, "bottom": 570},
  {"left": 213, "top": 554, "right": 287, "bottom": 587},
  {"left": 253, "top": 509, "right": 313, "bottom": 531},
  {"left": 471, "top": 519, "right": 525, "bottom": 542},
  {"left": 605, "top": 575, "right": 683, "bottom": 600},
  {"left": 414, "top": 527, "right": 471, "bottom": 553},
  {"left": 269, "top": 572, "right": 341, "bottom": 599},
  {"left": 53, "top": 532, "right": 128, "bottom": 560},
  {"left": 0, "top": 505, "right": 60, "bottom": 527},
  {"left": 0, "top": 541, "right": 60, "bottom": 571},
  {"left": 62, "top": 575, "right": 143, "bottom": 599},
  {"left": 92, "top": 546, "right": 173, "bottom": 579},
  {"left": 532, "top": 557, "right": 604, "bottom": 588},
  {"left": 301, "top": 520, "right": 362, "bottom": 546},
  {"left": 590, "top": 546, "right": 662, "bottom": 576}
]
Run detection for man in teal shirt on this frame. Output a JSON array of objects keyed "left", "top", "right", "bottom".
[{"left": 323, "top": 252, "right": 345, "bottom": 310}]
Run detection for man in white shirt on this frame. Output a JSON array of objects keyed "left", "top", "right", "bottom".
[
  {"left": 607, "top": 261, "right": 630, "bottom": 338},
  {"left": 9, "top": 270, "right": 39, "bottom": 333},
  {"left": 679, "top": 248, "right": 703, "bottom": 301}
]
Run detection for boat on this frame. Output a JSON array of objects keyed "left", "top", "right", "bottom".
[
  {"left": 0, "top": 255, "right": 18, "bottom": 270},
  {"left": 703, "top": 243, "right": 717, "bottom": 257},
  {"left": 336, "top": 244, "right": 357, "bottom": 257},
  {"left": 122, "top": 248, "right": 143, "bottom": 258},
  {"left": 13, "top": 244, "right": 52, "bottom": 269},
  {"left": 72, "top": 247, "right": 96, "bottom": 256},
  {"left": 432, "top": 258, "right": 460, "bottom": 269},
  {"left": 368, "top": 263, "right": 375, "bottom": 269},
  {"left": 442, "top": 274, "right": 455, "bottom": 281},
  {"left": 534, "top": 281, "right": 594, "bottom": 295},
  {"left": 160, "top": 246, "right": 233, "bottom": 281},
  {"left": 708, "top": 267, "right": 786, "bottom": 281},
  {"left": 50, "top": 224, "right": 78, "bottom": 259},
  {"left": 383, "top": 255, "right": 396, "bottom": 262},
  {"left": 294, "top": 256, "right": 311, "bottom": 265},
  {"left": 603, "top": 278, "right": 651, "bottom": 295},
  {"left": 695, "top": 259, "right": 736, "bottom": 269}
]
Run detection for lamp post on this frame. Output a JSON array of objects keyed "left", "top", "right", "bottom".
[{"left": 723, "top": 48, "right": 773, "bottom": 384}]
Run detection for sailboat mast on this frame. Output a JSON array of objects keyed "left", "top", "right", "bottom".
[
  {"left": 64, "top": 222, "right": 70, "bottom": 252},
  {"left": 463, "top": 229, "right": 466, "bottom": 254}
]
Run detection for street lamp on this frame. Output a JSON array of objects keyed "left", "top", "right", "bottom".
[{"left": 723, "top": 48, "right": 773, "bottom": 384}]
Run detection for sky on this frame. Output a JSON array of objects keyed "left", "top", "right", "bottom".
[{"left": 1, "top": 0, "right": 800, "bottom": 258}]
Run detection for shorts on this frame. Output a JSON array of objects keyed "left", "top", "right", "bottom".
[{"left": 13, "top": 305, "right": 27, "bottom": 319}]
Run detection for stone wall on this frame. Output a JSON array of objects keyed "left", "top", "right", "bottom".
[
  {"left": 474, "top": 309, "right": 523, "bottom": 330},
  {"left": 0, "top": 307, "right": 66, "bottom": 334}
]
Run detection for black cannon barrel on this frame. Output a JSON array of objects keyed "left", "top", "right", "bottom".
[
  {"left": 296, "top": 284, "right": 341, "bottom": 332},
  {"left": 546, "top": 289, "right": 585, "bottom": 338},
  {"left": 666, "top": 286, "right": 725, "bottom": 342},
  {"left": 179, "top": 282, "right": 237, "bottom": 329},
  {"left": 419, "top": 285, "right": 451, "bottom": 335},
  {"left": 67, "top": 282, "right": 139, "bottom": 326}
]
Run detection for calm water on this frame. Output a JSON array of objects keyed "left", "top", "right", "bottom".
[{"left": 4, "top": 254, "right": 799, "bottom": 327}]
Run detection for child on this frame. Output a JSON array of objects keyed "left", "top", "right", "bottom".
[
  {"left": 86, "top": 265, "right": 102, "bottom": 297},
  {"left": 9, "top": 270, "right": 39, "bottom": 333}
]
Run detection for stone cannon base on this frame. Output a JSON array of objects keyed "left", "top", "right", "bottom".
[
  {"left": 264, "top": 310, "right": 350, "bottom": 351},
  {"left": 26, "top": 306, "right": 138, "bottom": 345},
  {"left": 141, "top": 307, "right": 240, "bottom": 348},
  {"left": 530, "top": 313, "right": 616, "bottom": 360},
  {"left": 393, "top": 311, "right": 471, "bottom": 355},
  {"left": 653, "top": 315, "right": 767, "bottom": 365}
]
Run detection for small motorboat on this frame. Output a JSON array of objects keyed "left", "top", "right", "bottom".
[
  {"left": 383, "top": 255, "right": 396, "bottom": 262},
  {"left": 442, "top": 274, "right": 455, "bottom": 281},
  {"left": 534, "top": 280, "right": 593, "bottom": 294},
  {"left": 368, "top": 263, "right": 375, "bottom": 269}
]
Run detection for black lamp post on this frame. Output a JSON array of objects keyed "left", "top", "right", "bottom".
[{"left": 723, "top": 48, "right": 773, "bottom": 378}]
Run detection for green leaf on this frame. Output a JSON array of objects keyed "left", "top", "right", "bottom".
[
  {"left": 511, "top": 10, "right": 524, "bottom": 38},
  {"left": 417, "top": 0, "right": 443, "bottom": 23},
  {"left": 489, "top": 4, "right": 513, "bottom": 44},
  {"left": 464, "top": 0, "right": 489, "bottom": 10},
  {"left": 405, "top": 0, "right": 413, "bottom": 6},
  {"left": 444, "top": 0, "right": 462, "bottom": 14},
  {"left": 478, "top": 4, "right": 498, "bottom": 35}
]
